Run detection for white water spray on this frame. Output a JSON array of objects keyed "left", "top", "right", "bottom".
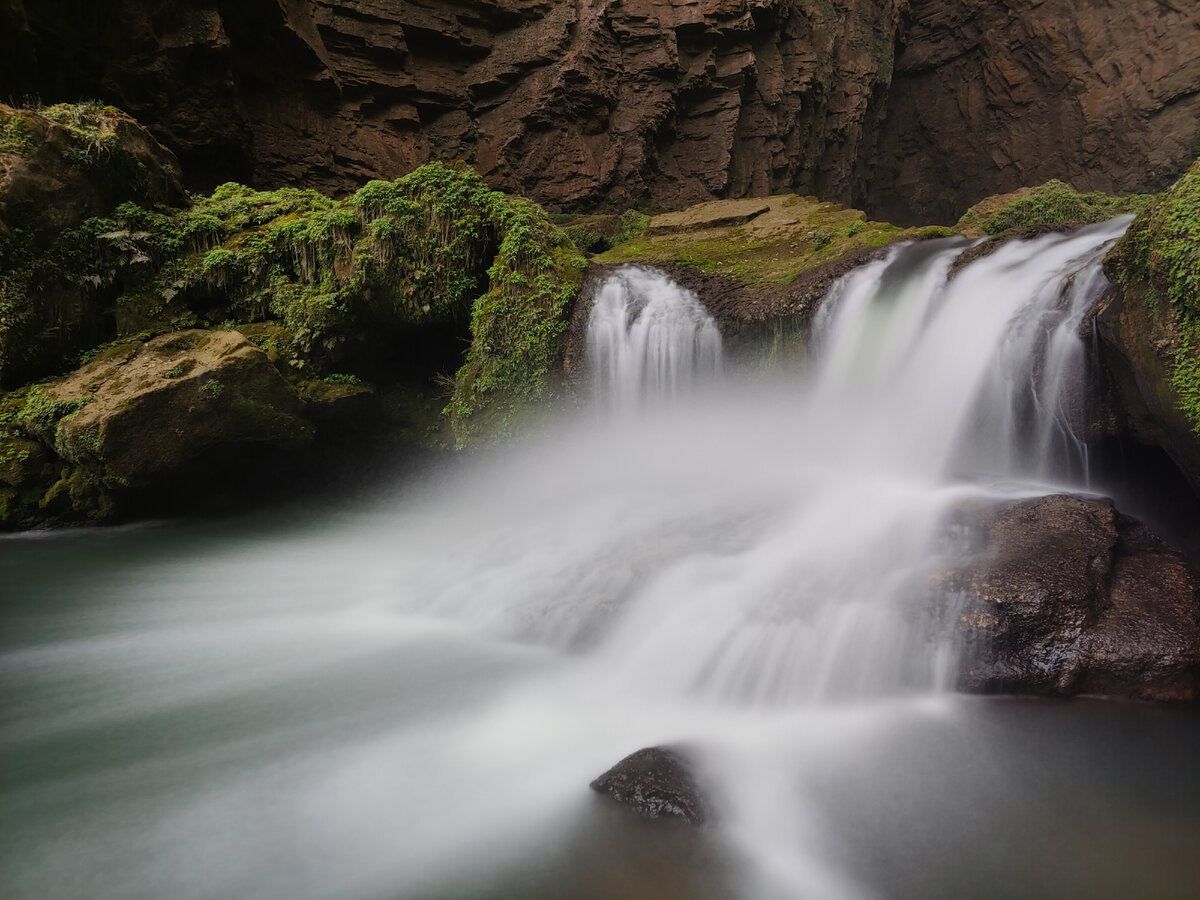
[
  {"left": 4, "top": 218, "right": 1179, "bottom": 900},
  {"left": 586, "top": 266, "right": 722, "bottom": 411}
]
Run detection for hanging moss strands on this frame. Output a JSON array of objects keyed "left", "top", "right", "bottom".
[
  {"left": 2, "top": 157, "right": 587, "bottom": 446},
  {"left": 1106, "top": 158, "right": 1200, "bottom": 432}
]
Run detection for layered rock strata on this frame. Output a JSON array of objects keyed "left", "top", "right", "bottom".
[{"left": 11, "top": 0, "right": 1195, "bottom": 221}]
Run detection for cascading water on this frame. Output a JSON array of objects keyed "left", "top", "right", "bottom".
[
  {"left": 3, "top": 216, "right": 1198, "bottom": 900},
  {"left": 585, "top": 266, "right": 722, "bottom": 412}
]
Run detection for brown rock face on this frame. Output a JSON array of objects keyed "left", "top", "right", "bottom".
[
  {"left": 864, "top": 0, "right": 1200, "bottom": 224},
  {"left": 946, "top": 495, "right": 1200, "bottom": 702},
  {"left": 8, "top": 1, "right": 1199, "bottom": 221}
]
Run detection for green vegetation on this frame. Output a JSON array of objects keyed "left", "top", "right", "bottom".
[
  {"left": 322, "top": 373, "right": 362, "bottom": 386},
  {"left": 956, "top": 180, "right": 1152, "bottom": 237},
  {"left": 1108, "top": 158, "right": 1200, "bottom": 431},
  {"left": 444, "top": 196, "right": 587, "bottom": 445},
  {"left": 561, "top": 209, "right": 652, "bottom": 255},
  {"left": 596, "top": 196, "right": 917, "bottom": 286},
  {"left": 0, "top": 107, "right": 35, "bottom": 155},
  {"left": 17, "top": 387, "right": 88, "bottom": 435},
  {"left": 3, "top": 154, "right": 585, "bottom": 457},
  {"left": 60, "top": 164, "right": 586, "bottom": 405}
]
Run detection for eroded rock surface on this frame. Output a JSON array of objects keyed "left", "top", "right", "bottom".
[
  {"left": 590, "top": 747, "right": 709, "bottom": 826},
  {"left": 39, "top": 330, "right": 312, "bottom": 485},
  {"left": 864, "top": 0, "right": 1200, "bottom": 223},
  {"left": 945, "top": 495, "right": 1200, "bottom": 702},
  {"left": 12, "top": 0, "right": 1194, "bottom": 221}
]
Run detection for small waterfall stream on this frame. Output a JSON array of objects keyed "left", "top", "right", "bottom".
[
  {"left": 3, "top": 216, "right": 1197, "bottom": 900},
  {"left": 586, "top": 266, "right": 722, "bottom": 412},
  {"left": 567, "top": 218, "right": 1131, "bottom": 706}
]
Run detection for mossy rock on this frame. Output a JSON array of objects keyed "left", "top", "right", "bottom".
[
  {"left": 595, "top": 195, "right": 923, "bottom": 287},
  {"left": 956, "top": 180, "right": 1152, "bottom": 238},
  {"left": 4, "top": 137, "right": 589, "bottom": 448},
  {"left": 445, "top": 199, "right": 588, "bottom": 446},
  {"left": 0, "top": 101, "right": 187, "bottom": 387},
  {"left": 32, "top": 329, "right": 312, "bottom": 485},
  {"left": 1103, "top": 157, "right": 1200, "bottom": 438}
]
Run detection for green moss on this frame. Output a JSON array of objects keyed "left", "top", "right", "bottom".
[
  {"left": 39, "top": 465, "right": 113, "bottom": 519},
  {"left": 18, "top": 387, "right": 88, "bottom": 435},
  {"left": 200, "top": 379, "right": 224, "bottom": 399},
  {"left": 917, "top": 226, "right": 957, "bottom": 240},
  {"left": 616, "top": 210, "right": 651, "bottom": 244},
  {"left": 1109, "top": 158, "right": 1200, "bottom": 431},
  {"left": 445, "top": 198, "right": 587, "bottom": 445},
  {"left": 956, "top": 180, "right": 1152, "bottom": 237},
  {"left": 0, "top": 108, "right": 35, "bottom": 156},
  {"left": 597, "top": 197, "right": 915, "bottom": 286}
]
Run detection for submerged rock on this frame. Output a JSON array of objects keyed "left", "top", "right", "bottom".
[
  {"left": 590, "top": 747, "right": 709, "bottom": 826},
  {"left": 944, "top": 495, "right": 1200, "bottom": 702}
]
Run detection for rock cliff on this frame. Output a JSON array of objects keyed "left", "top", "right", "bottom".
[
  {"left": 864, "top": 0, "right": 1200, "bottom": 224},
  {"left": 9, "top": 0, "right": 1197, "bottom": 222}
]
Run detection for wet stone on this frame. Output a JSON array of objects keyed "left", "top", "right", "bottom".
[{"left": 589, "top": 747, "right": 709, "bottom": 826}]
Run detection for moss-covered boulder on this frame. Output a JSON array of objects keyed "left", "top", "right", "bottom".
[
  {"left": 28, "top": 161, "right": 586, "bottom": 447},
  {"left": 955, "top": 179, "right": 1151, "bottom": 238},
  {"left": 2, "top": 112, "right": 589, "bottom": 457},
  {"left": 1098, "top": 157, "right": 1200, "bottom": 488},
  {"left": 1, "top": 102, "right": 186, "bottom": 386},
  {"left": 0, "top": 329, "right": 314, "bottom": 527},
  {"left": 594, "top": 194, "right": 944, "bottom": 287},
  {"left": 36, "top": 330, "right": 312, "bottom": 483}
]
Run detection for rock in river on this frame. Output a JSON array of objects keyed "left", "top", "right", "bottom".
[
  {"left": 943, "top": 495, "right": 1200, "bottom": 702},
  {"left": 590, "top": 747, "right": 709, "bottom": 826}
]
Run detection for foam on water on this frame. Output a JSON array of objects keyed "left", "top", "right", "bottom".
[{"left": 7, "top": 217, "right": 1187, "bottom": 900}]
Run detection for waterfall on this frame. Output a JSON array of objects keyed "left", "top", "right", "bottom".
[
  {"left": 560, "top": 220, "right": 1130, "bottom": 705},
  {"left": 5, "top": 220, "right": 1172, "bottom": 900},
  {"left": 812, "top": 217, "right": 1129, "bottom": 486},
  {"left": 585, "top": 266, "right": 722, "bottom": 411}
]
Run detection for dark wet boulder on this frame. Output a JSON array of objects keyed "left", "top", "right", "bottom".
[
  {"left": 590, "top": 747, "right": 708, "bottom": 826},
  {"left": 943, "top": 494, "right": 1200, "bottom": 702}
]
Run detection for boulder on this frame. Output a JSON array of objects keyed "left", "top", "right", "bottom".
[
  {"left": 31, "top": 330, "right": 312, "bottom": 485},
  {"left": 943, "top": 495, "right": 1200, "bottom": 702},
  {"left": 0, "top": 102, "right": 185, "bottom": 238},
  {"left": 0, "top": 101, "right": 187, "bottom": 385},
  {"left": 590, "top": 747, "right": 709, "bottom": 826}
]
